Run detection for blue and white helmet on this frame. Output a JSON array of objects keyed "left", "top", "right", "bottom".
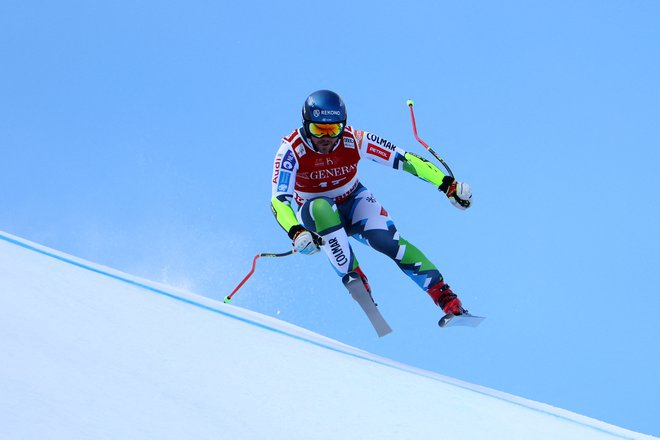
[{"left": 302, "top": 90, "right": 347, "bottom": 124}]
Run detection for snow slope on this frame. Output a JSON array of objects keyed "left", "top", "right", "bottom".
[{"left": 0, "top": 231, "right": 655, "bottom": 440}]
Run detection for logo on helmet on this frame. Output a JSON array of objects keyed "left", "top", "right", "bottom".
[{"left": 313, "top": 109, "right": 321, "bottom": 117}]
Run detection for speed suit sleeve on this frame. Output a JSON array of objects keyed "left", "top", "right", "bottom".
[
  {"left": 355, "top": 129, "right": 453, "bottom": 190},
  {"left": 270, "top": 142, "right": 302, "bottom": 237}
]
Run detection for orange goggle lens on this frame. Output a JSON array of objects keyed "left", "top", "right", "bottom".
[{"left": 308, "top": 122, "right": 344, "bottom": 138}]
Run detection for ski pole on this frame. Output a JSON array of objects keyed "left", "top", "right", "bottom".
[
  {"left": 224, "top": 250, "right": 296, "bottom": 303},
  {"left": 406, "top": 99, "right": 455, "bottom": 178}
]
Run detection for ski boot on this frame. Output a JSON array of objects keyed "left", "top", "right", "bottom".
[
  {"left": 427, "top": 281, "right": 465, "bottom": 315},
  {"left": 353, "top": 266, "right": 371, "bottom": 294},
  {"left": 428, "top": 281, "right": 485, "bottom": 328}
]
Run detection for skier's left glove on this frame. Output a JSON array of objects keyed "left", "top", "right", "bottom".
[
  {"left": 288, "top": 225, "right": 324, "bottom": 255},
  {"left": 439, "top": 176, "right": 472, "bottom": 210}
]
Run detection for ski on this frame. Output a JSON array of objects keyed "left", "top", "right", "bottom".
[
  {"left": 342, "top": 272, "right": 392, "bottom": 337},
  {"left": 439, "top": 312, "right": 485, "bottom": 328}
]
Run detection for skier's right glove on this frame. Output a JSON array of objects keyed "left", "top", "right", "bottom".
[
  {"left": 288, "top": 225, "right": 324, "bottom": 255},
  {"left": 439, "top": 176, "right": 472, "bottom": 210}
]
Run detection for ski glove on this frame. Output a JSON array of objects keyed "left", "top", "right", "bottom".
[
  {"left": 288, "top": 225, "right": 324, "bottom": 255},
  {"left": 439, "top": 176, "right": 472, "bottom": 210}
]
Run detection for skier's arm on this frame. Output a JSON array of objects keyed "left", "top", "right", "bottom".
[
  {"left": 270, "top": 144, "right": 301, "bottom": 235},
  {"left": 271, "top": 196, "right": 322, "bottom": 254},
  {"left": 270, "top": 143, "right": 322, "bottom": 254},
  {"left": 271, "top": 195, "right": 298, "bottom": 234},
  {"left": 402, "top": 151, "right": 472, "bottom": 209},
  {"left": 356, "top": 130, "right": 471, "bottom": 209},
  {"left": 356, "top": 130, "right": 452, "bottom": 187},
  {"left": 401, "top": 151, "right": 452, "bottom": 189}
]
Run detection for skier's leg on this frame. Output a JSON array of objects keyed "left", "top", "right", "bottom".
[
  {"left": 342, "top": 189, "right": 463, "bottom": 313},
  {"left": 298, "top": 197, "right": 372, "bottom": 296},
  {"left": 297, "top": 197, "right": 359, "bottom": 276}
]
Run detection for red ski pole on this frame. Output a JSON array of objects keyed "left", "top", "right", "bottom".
[
  {"left": 224, "top": 250, "right": 296, "bottom": 303},
  {"left": 407, "top": 99, "right": 455, "bottom": 178}
]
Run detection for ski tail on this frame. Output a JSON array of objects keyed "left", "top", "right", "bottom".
[{"left": 342, "top": 272, "right": 393, "bottom": 337}]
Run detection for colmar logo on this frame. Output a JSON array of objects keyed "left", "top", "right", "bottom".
[
  {"left": 366, "top": 133, "right": 396, "bottom": 151},
  {"left": 329, "top": 237, "right": 348, "bottom": 266}
]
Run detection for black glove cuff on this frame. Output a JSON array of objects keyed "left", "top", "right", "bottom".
[
  {"left": 287, "top": 224, "right": 306, "bottom": 240},
  {"left": 438, "top": 175, "right": 455, "bottom": 194}
]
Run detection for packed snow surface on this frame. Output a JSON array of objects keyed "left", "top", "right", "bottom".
[{"left": 0, "top": 232, "right": 655, "bottom": 439}]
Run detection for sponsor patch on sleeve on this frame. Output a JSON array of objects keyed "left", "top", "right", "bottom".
[
  {"left": 365, "top": 133, "right": 396, "bottom": 150},
  {"left": 353, "top": 130, "right": 364, "bottom": 148},
  {"left": 272, "top": 157, "right": 281, "bottom": 184},
  {"left": 277, "top": 171, "right": 292, "bottom": 192},
  {"left": 282, "top": 150, "right": 296, "bottom": 170},
  {"left": 366, "top": 143, "right": 392, "bottom": 160}
]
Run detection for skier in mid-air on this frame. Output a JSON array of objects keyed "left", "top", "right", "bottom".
[{"left": 270, "top": 90, "right": 473, "bottom": 318}]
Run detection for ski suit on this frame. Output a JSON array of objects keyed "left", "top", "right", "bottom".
[{"left": 270, "top": 126, "right": 452, "bottom": 296}]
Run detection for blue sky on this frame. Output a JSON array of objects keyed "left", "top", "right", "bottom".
[{"left": 1, "top": 0, "right": 659, "bottom": 435}]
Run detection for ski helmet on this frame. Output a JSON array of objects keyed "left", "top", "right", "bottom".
[{"left": 302, "top": 90, "right": 347, "bottom": 125}]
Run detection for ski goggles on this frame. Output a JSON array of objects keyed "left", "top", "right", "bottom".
[{"left": 307, "top": 122, "right": 345, "bottom": 138}]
